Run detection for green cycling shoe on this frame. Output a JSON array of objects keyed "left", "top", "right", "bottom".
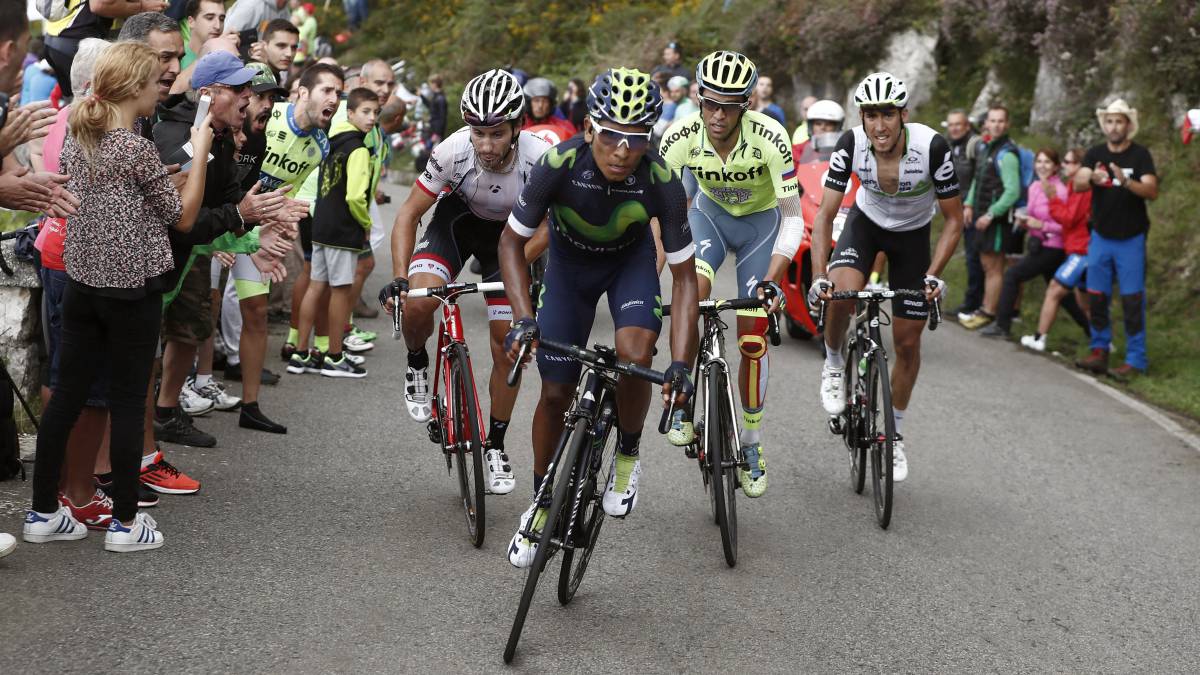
[
  {"left": 738, "top": 443, "right": 767, "bottom": 498},
  {"left": 666, "top": 409, "right": 695, "bottom": 447}
]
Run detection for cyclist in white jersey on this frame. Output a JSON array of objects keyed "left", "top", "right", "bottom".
[
  {"left": 809, "top": 72, "right": 964, "bottom": 482},
  {"left": 378, "top": 69, "right": 551, "bottom": 495}
]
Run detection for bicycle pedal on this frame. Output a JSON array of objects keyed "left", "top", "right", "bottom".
[
  {"left": 426, "top": 420, "right": 442, "bottom": 444},
  {"left": 828, "top": 416, "right": 843, "bottom": 435},
  {"left": 684, "top": 445, "right": 698, "bottom": 459}
]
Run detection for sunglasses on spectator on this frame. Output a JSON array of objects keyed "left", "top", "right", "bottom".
[
  {"left": 211, "top": 82, "right": 250, "bottom": 94},
  {"left": 699, "top": 95, "right": 750, "bottom": 114},
  {"left": 1062, "top": 158, "right": 1080, "bottom": 165},
  {"left": 590, "top": 120, "right": 651, "bottom": 151}
]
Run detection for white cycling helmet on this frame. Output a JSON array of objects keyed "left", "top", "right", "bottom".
[
  {"left": 806, "top": 99, "right": 845, "bottom": 124},
  {"left": 460, "top": 69, "right": 525, "bottom": 127},
  {"left": 853, "top": 72, "right": 909, "bottom": 109}
]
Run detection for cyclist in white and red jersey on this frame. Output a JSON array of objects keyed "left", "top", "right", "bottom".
[{"left": 378, "top": 69, "right": 551, "bottom": 495}]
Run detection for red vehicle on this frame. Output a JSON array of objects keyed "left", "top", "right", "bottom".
[{"left": 781, "top": 132, "right": 859, "bottom": 340}]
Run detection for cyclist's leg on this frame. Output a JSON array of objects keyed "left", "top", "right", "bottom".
[
  {"left": 689, "top": 192, "right": 732, "bottom": 301},
  {"left": 400, "top": 195, "right": 472, "bottom": 356},
  {"left": 823, "top": 207, "right": 875, "bottom": 355},
  {"left": 726, "top": 206, "right": 780, "bottom": 494},
  {"left": 605, "top": 237, "right": 661, "bottom": 516},
  {"left": 881, "top": 224, "right": 933, "bottom": 449}
]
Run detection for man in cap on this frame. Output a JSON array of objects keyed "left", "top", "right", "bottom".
[{"left": 1073, "top": 99, "right": 1158, "bottom": 378}]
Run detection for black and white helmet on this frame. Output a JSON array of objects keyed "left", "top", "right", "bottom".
[
  {"left": 460, "top": 69, "right": 525, "bottom": 127},
  {"left": 853, "top": 72, "right": 909, "bottom": 109}
]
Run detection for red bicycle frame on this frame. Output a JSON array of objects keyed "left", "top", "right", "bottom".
[{"left": 430, "top": 297, "right": 486, "bottom": 451}]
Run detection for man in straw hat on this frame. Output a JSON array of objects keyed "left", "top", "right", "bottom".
[{"left": 1072, "top": 98, "right": 1158, "bottom": 378}]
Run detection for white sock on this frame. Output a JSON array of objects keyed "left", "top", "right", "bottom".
[
  {"left": 894, "top": 408, "right": 905, "bottom": 437},
  {"left": 193, "top": 373, "right": 213, "bottom": 389},
  {"left": 141, "top": 452, "right": 156, "bottom": 469},
  {"left": 825, "top": 347, "right": 845, "bottom": 370}
]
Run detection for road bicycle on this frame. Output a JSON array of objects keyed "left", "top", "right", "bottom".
[
  {"left": 662, "top": 296, "right": 778, "bottom": 567},
  {"left": 819, "top": 285, "right": 940, "bottom": 529},
  {"left": 392, "top": 281, "right": 506, "bottom": 547},
  {"left": 501, "top": 337, "right": 682, "bottom": 664}
]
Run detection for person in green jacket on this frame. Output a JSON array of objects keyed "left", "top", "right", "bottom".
[{"left": 961, "top": 105, "right": 1021, "bottom": 330}]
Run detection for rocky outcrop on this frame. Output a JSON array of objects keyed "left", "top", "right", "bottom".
[
  {"left": 844, "top": 28, "right": 940, "bottom": 116},
  {"left": 0, "top": 239, "right": 42, "bottom": 399}
]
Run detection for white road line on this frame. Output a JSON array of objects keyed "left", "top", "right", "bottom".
[{"left": 1069, "top": 371, "right": 1200, "bottom": 454}]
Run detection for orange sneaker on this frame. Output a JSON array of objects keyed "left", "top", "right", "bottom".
[{"left": 139, "top": 451, "right": 201, "bottom": 495}]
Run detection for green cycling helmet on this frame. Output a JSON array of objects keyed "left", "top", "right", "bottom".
[{"left": 586, "top": 67, "right": 663, "bottom": 127}]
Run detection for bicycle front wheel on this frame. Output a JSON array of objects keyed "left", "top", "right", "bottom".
[
  {"left": 504, "top": 413, "right": 588, "bottom": 664},
  {"left": 844, "top": 341, "right": 867, "bottom": 494},
  {"left": 707, "top": 366, "right": 738, "bottom": 567},
  {"left": 868, "top": 349, "right": 895, "bottom": 529},
  {"left": 558, "top": 402, "right": 615, "bottom": 605},
  {"left": 449, "top": 344, "right": 486, "bottom": 547}
]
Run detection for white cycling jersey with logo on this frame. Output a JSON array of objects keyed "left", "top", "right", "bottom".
[
  {"left": 824, "top": 122, "right": 959, "bottom": 232},
  {"left": 414, "top": 127, "right": 551, "bottom": 221}
]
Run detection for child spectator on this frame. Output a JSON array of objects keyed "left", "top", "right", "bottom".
[
  {"left": 1021, "top": 147, "right": 1092, "bottom": 352},
  {"left": 291, "top": 87, "right": 380, "bottom": 378}
]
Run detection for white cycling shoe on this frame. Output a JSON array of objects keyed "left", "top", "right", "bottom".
[
  {"left": 484, "top": 444, "right": 515, "bottom": 495},
  {"left": 507, "top": 503, "right": 545, "bottom": 569},
  {"left": 820, "top": 364, "right": 847, "bottom": 415},
  {"left": 602, "top": 454, "right": 641, "bottom": 518},
  {"left": 405, "top": 366, "right": 432, "bottom": 422},
  {"left": 893, "top": 437, "right": 908, "bottom": 482}
]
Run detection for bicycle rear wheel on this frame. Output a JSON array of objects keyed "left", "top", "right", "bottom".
[
  {"left": 868, "top": 350, "right": 895, "bottom": 529},
  {"left": 558, "top": 402, "right": 615, "bottom": 605},
  {"left": 844, "top": 340, "right": 867, "bottom": 494},
  {"left": 449, "top": 344, "right": 486, "bottom": 547},
  {"left": 504, "top": 415, "right": 587, "bottom": 664},
  {"left": 707, "top": 366, "right": 738, "bottom": 567}
]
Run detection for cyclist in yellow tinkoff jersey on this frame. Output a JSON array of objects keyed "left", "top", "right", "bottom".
[{"left": 659, "top": 50, "right": 804, "bottom": 498}]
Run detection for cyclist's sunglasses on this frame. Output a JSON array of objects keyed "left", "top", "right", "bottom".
[
  {"left": 699, "top": 95, "right": 750, "bottom": 114},
  {"left": 590, "top": 120, "right": 652, "bottom": 151}
]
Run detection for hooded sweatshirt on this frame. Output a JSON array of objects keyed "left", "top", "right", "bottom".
[{"left": 312, "top": 120, "right": 375, "bottom": 251}]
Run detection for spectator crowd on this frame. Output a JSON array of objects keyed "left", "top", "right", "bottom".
[{"left": 0, "top": 5, "right": 1180, "bottom": 562}]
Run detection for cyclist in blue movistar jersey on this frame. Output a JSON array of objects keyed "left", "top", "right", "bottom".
[
  {"left": 498, "top": 67, "right": 699, "bottom": 568},
  {"left": 810, "top": 72, "right": 964, "bottom": 482}
]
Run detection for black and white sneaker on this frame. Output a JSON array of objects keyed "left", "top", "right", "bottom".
[{"left": 320, "top": 355, "right": 367, "bottom": 378}]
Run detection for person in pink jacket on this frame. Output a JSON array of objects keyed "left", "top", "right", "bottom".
[{"left": 980, "top": 148, "right": 1073, "bottom": 338}]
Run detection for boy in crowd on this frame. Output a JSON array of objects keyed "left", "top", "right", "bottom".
[{"left": 289, "top": 88, "right": 381, "bottom": 377}]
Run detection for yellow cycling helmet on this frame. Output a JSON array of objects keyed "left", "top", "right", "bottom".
[{"left": 695, "top": 50, "right": 758, "bottom": 98}]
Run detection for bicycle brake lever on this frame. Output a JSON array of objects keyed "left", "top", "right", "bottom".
[
  {"left": 658, "top": 395, "right": 675, "bottom": 435},
  {"left": 768, "top": 312, "right": 781, "bottom": 346},
  {"left": 390, "top": 291, "right": 402, "bottom": 338},
  {"left": 506, "top": 339, "right": 531, "bottom": 387}
]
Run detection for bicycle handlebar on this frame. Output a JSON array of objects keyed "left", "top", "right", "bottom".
[
  {"left": 661, "top": 297, "right": 781, "bottom": 346},
  {"left": 815, "top": 284, "right": 943, "bottom": 333},
  {"left": 406, "top": 281, "right": 507, "bottom": 299}
]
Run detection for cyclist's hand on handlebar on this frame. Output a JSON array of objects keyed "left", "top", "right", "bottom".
[
  {"left": 662, "top": 360, "right": 693, "bottom": 408},
  {"left": 808, "top": 275, "right": 834, "bottom": 308},
  {"left": 754, "top": 280, "right": 785, "bottom": 314},
  {"left": 504, "top": 317, "right": 539, "bottom": 363},
  {"left": 923, "top": 274, "right": 947, "bottom": 302},
  {"left": 378, "top": 277, "right": 408, "bottom": 315}
]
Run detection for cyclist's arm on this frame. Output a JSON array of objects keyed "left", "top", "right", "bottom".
[
  {"left": 502, "top": 153, "right": 560, "bottom": 321},
  {"left": 656, "top": 167, "right": 699, "bottom": 370},
  {"left": 388, "top": 185, "right": 436, "bottom": 279},
  {"left": 928, "top": 133, "right": 963, "bottom": 277},
  {"left": 765, "top": 192, "right": 803, "bottom": 284},
  {"left": 650, "top": 218, "right": 667, "bottom": 275},
  {"left": 522, "top": 219, "right": 550, "bottom": 264},
  {"left": 810, "top": 130, "right": 855, "bottom": 277}
]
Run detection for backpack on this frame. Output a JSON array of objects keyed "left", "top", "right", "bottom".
[{"left": 993, "top": 141, "right": 1036, "bottom": 208}]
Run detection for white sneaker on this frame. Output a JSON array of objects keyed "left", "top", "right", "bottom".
[
  {"left": 0, "top": 532, "right": 16, "bottom": 558},
  {"left": 104, "top": 512, "right": 164, "bottom": 552},
  {"left": 344, "top": 334, "right": 375, "bottom": 353},
  {"left": 893, "top": 438, "right": 908, "bottom": 482},
  {"left": 602, "top": 454, "right": 641, "bottom": 518},
  {"left": 507, "top": 503, "right": 543, "bottom": 568},
  {"left": 190, "top": 378, "right": 241, "bottom": 411},
  {"left": 484, "top": 445, "right": 515, "bottom": 495},
  {"left": 1020, "top": 334, "right": 1046, "bottom": 352},
  {"left": 178, "top": 380, "right": 216, "bottom": 416},
  {"left": 820, "top": 364, "right": 846, "bottom": 415},
  {"left": 23, "top": 506, "right": 87, "bottom": 543},
  {"left": 405, "top": 366, "right": 432, "bottom": 422},
  {"left": 344, "top": 352, "right": 366, "bottom": 366}
]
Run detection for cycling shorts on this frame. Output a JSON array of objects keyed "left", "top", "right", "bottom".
[
  {"left": 1053, "top": 253, "right": 1088, "bottom": 289},
  {"left": 408, "top": 193, "right": 510, "bottom": 322},
  {"left": 689, "top": 191, "right": 779, "bottom": 305},
  {"left": 536, "top": 235, "right": 662, "bottom": 384},
  {"left": 230, "top": 253, "right": 271, "bottom": 300},
  {"left": 828, "top": 205, "right": 932, "bottom": 321}
]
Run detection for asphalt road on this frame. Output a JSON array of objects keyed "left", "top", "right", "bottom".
[{"left": 2, "top": 185, "right": 1197, "bottom": 674}]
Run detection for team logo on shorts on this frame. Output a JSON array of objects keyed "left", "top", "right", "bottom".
[{"left": 582, "top": 169, "right": 594, "bottom": 180}]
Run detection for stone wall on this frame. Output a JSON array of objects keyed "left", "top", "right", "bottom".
[{"left": 0, "top": 239, "right": 42, "bottom": 401}]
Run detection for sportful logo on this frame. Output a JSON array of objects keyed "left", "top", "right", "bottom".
[{"left": 698, "top": 238, "right": 712, "bottom": 255}]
